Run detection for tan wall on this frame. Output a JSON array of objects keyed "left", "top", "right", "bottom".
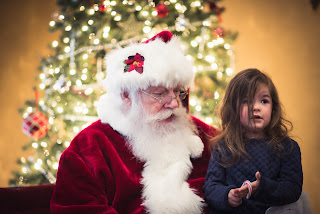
[
  {"left": 0, "top": 1, "right": 58, "bottom": 185},
  {"left": 0, "top": 0, "right": 319, "bottom": 212}
]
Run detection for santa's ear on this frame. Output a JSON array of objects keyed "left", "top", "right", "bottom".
[{"left": 120, "top": 91, "right": 132, "bottom": 106}]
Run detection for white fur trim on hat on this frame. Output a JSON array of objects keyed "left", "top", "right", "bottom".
[{"left": 103, "top": 31, "right": 194, "bottom": 94}]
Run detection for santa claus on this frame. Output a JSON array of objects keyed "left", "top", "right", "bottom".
[{"left": 51, "top": 31, "right": 217, "bottom": 214}]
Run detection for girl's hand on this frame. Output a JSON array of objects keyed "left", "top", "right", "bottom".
[
  {"left": 251, "top": 171, "right": 261, "bottom": 195},
  {"left": 228, "top": 187, "right": 247, "bottom": 207}
]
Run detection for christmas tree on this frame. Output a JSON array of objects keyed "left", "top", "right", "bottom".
[{"left": 11, "top": 0, "right": 237, "bottom": 186}]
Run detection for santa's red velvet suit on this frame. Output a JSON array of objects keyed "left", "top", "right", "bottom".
[
  {"left": 51, "top": 31, "right": 217, "bottom": 213},
  {"left": 51, "top": 116, "right": 216, "bottom": 213}
]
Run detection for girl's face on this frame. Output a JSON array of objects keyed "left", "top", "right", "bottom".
[{"left": 240, "top": 84, "right": 272, "bottom": 139}]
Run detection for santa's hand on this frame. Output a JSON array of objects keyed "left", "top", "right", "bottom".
[{"left": 228, "top": 189, "right": 243, "bottom": 207}]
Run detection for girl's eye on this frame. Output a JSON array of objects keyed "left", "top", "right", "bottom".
[
  {"left": 242, "top": 99, "right": 248, "bottom": 104},
  {"left": 261, "top": 99, "right": 269, "bottom": 104}
]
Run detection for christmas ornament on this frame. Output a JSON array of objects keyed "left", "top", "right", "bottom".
[
  {"left": 99, "top": 4, "right": 107, "bottom": 12},
  {"left": 156, "top": 4, "right": 169, "bottom": 18},
  {"left": 118, "top": 14, "right": 144, "bottom": 39},
  {"left": 203, "top": 1, "right": 223, "bottom": 23},
  {"left": 212, "top": 26, "right": 226, "bottom": 38},
  {"left": 22, "top": 111, "right": 50, "bottom": 140}
]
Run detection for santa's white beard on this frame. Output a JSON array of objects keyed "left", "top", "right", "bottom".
[{"left": 121, "top": 97, "right": 205, "bottom": 214}]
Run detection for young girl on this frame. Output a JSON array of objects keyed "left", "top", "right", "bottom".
[{"left": 203, "top": 68, "right": 303, "bottom": 213}]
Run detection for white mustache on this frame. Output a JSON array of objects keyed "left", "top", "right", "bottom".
[{"left": 146, "top": 109, "right": 174, "bottom": 122}]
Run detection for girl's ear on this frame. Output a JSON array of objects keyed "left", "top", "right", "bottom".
[{"left": 120, "top": 91, "right": 132, "bottom": 106}]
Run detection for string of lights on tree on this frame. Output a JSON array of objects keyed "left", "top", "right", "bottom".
[{"left": 12, "top": 0, "right": 237, "bottom": 186}]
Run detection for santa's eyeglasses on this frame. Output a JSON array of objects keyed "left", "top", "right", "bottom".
[{"left": 140, "top": 88, "right": 188, "bottom": 104}]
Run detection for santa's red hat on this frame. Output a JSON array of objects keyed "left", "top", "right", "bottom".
[{"left": 103, "top": 31, "right": 194, "bottom": 94}]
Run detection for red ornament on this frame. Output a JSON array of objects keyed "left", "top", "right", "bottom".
[
  {"left": 99, "top": 4, "right": 107, "bottom": 12},
  {"left": 208, "top": 2, "right": 218, "bottom": 11},
  {"left": 212, "top": 26, "right": 226, "bottom": 39},
  {"left": 156, "top": 4, "right": 169, "bottom": 18},
  {"left": 22, "top": 111, "right": 50, "bottom": 140}
]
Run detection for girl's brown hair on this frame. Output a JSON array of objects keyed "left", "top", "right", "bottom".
[{"left": 210, "top": 68, "right": 292, "bottom": 167}]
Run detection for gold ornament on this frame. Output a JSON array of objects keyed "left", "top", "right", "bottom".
[{"left": 118, "top": 14, "right": 144, "bottom": 39}]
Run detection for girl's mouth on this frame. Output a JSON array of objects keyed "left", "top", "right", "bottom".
[{"left": 253, "top": 115, "right": 262, "bottom": 119}]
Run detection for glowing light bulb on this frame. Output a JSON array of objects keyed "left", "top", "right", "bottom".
[
  {"left": 65, "top": 26, "right": 72, "bottom": 31},
  {"left": 94, "top": 38, "right": 100, "bottom": 44},
  {"left": 207, "top": 42, "right": 214, "bottom": 48},
  {"left": 205, "top": 55, "right": 215, "bottom": 63},
  {"left": 53, "top": 162, "right": 59, "bottom": 170},
  {"left": 195, "top": 105, "right": 202, "bottom": 111},
  {"left": 224, "top": 44, "right": 230, "bottom": 49},
  {"left": 88, "top": 20, "right": 94, "bottom": 25},
  {"left": 82, "top": 26, "right": 89, "bottom": 31},
  {"left": 191, "top": 40, "right": 198, "bottom": 47},
  {"left": 141, "top": 11, "right": 149, "bottom": 16},
  {"left": 217, "top": 38, "right": 224, "bottom": 44},
  {"left": 34, "top": 163, "right": 40, "bottom": 170},
  {"left": 27, "top": 107, "right": 33, "bottom": 113},
  {"left": 22, "top": 167, "right": 28, "bottom": 173},
  {"left": 82, "top": 108, "right": 89, "bottom": 114},
  {"left": 52, "top": 41, "right": 58, "bottom": 47},
  {"left": 85, "top": 88, "right": 93, "bottom": 95},
  {"left": 226, "top": 68, "right": 233, "bottom": 76},
  {"left": 88, "top": 9, "right": 95, "bottom": 15},
  {"left": 214, "top": 91, "right": 220, "bottom": 99},
  {"left": 64, "top": 141, "right": 70, "bottom": 147},
  {"left": 64, "top": 46, "right": 71, "bottom": 53},
  {"left": 32, "top": 143, "right": 39, "bottom": 148},
  {"left": 143, "top": 26, "right": 151, "bottom": 33},
  {"left": 76, "top": 79, "right": 82, "bottom": 86},
  {"left": 82, "top": 54, "right": 89, "bottom": 60},
  {"left": 73, "top": 127, "right": 80, "bottom": 133},
  {"left": 49, "top": 21, "right": 55, "bottom": 27},
  {"left": 189, "top": 99, "right": 197, "bottom": 106},
  {"left": 41, "top": 142, "right": 48, "bottom": 148},
  {"left": 57, "top": 107, "right": 64, "bottom": 113},
  {"left": 81, "top": 74, "right": 87, "bottom": 80},
  {"left": 205, "top": 117, "right": 213, "bottom": 124},
  {"left": 63, "top": 37, "right": 69, "bottom": 43},
  {"left": 211, "top": 63, "right": 218, "bottom": 70},
  {"left": 114, "top": 15, "right": 121, "bottom": 21}
]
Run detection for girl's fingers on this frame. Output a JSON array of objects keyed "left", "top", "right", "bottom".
[{"left": 256, "top": 171, "right": 261, "bottom": 180}]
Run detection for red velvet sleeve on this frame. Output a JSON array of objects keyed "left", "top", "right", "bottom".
[{"left": 50, "top": 149, "right": 117, "bottom": 214}]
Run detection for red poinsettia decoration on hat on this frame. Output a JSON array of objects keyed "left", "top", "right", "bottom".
[{"left": 124, "top": 53, "right": 145, "bottom": 74}]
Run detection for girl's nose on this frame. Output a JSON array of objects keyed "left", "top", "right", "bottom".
[{"left": 253, "top": 102, "right": 261, "bottom": 111}]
